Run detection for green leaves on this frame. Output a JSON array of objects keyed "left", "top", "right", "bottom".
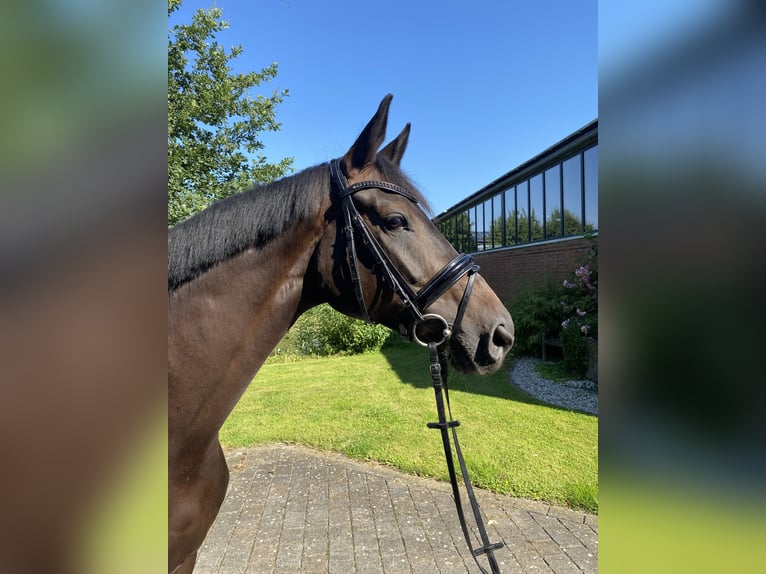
[
  {"left": 294, "top": 304, "right": 392, "bottom": 356},
  {"left": 168, "top": 1, "right": 293, "bottom": 226}
]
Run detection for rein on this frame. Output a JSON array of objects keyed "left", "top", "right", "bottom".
[{"left": 330, "top": 159, "right": 504, "bottom": 573}]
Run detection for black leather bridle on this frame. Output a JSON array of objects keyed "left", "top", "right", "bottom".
[
  {"left": 330, "top": 158, "right": 478, "bottom": 343},
  {"left": 330, "top": 159, "right": 504, "bottom": 573}
]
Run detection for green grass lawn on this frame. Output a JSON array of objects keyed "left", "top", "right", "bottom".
[{"left": 220, "top": 343, "right": 598, "bottom": 512}]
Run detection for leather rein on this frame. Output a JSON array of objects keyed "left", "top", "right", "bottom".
[{"left": 330, "top": 159, "right": 504, "bottom": 573}]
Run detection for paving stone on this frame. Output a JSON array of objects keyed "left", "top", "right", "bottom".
[
  {"left": 562, "top": 544, "right": 598, "bottom": 573},
  {"left": 194, "top": 444, "right": 598, "bottom": 573},
  {"left": 510, "top": 510, "right": 554, "bottom": 543},
  {"left": 531, "top": 539, "right": 581, "bottom": 574},
  {"left": 533, "top": 514, "right": 582, "bottom": 548}
]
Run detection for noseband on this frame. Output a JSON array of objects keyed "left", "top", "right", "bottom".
[
  {"left": 330, "top": 159, "right": 504, "bottom": 573},
  {"left": 329, "top": 159, "right": 478, "bottom": 346}
]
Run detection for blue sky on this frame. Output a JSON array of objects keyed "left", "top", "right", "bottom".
[{"left": 171, "top": 0, "right": 597, "bottom": 215}]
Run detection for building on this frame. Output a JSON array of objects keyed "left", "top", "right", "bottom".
[{"left": 433, "top": 120, "right": 597, "bottom": 303}]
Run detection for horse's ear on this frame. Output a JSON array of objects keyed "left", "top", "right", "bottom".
[
  {"left": 379, "top": 123, "right": 410, "bottom": 166},
  {"left": 343, "top": 94, "right": 393, "bottom": 174}
]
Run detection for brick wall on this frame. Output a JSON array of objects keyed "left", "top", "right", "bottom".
[{"left": 473, "top": 236, "right": 597, "bottom": 304}]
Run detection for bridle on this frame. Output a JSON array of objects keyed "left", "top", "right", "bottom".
[
  {"left": 330, "top": 158, "right": 477, "bottom": 344},
  {"left": 330, "top": 159, "right": 504, "bottom": 574}
]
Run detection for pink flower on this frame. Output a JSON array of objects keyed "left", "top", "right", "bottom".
[
  {"left": 563, "top": 279, "right": 576, "bottom": 289},
  {"left": 561, "top": 319, "right": 570, "bottom": 329},
  {"left": 575, "top": 265, "right": 590, "bottom": 278},
  {"left": 580, "top": 324, "right": 589, "bottom": 334},
  {"left": 576, "top": 308, "right": 586, "bottom": 317}
]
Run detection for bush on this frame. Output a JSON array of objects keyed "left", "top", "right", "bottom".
[
  {"left": 506, "top": 239, "right": 598, "bottom": 381},
  {"left": 507, "top": 281, "right": 568, "bottom": 355},
  {"left": 294, "top": 304, "right": 392, "bottom": 356},
  {"left": 561, "top": 319, "right": 589, "bottom": 377}
]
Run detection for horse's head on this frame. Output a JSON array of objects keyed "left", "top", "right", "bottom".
[{"left": 314, "top": 95, "right": 513, "bottom": 374}]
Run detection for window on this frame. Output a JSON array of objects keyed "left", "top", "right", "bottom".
[
  {"left": 505, "top": 185, "right": 517, "bottom": 245},
  {"left": 439, "top": 217, "right": 457, "bottom": 251},
  {"left": 433, "top": 125, "right": 597, "bottom": 253},
  {"left": 480, "top": 199, "right": 491, "bottom": 250},
  {"left": 584, "top": 145, "right": 598, "bottom": 232},
  {"left": 447, "top": 216, "right": 457, "bottom": 251},
  {"left": 459, "top": 210, "right": 467, "bottom": 252},
  {"left": 544, "top": 165, "right": 562, "bottom": 238},
  {"left": 469, "top": 206, "right": 479, "bottom": 251},
  {"left": 563, "top": 154, "right": 583, "bottom": 235},
  {"left": 492, "top": 193, "right": 504, "bottom": 248},
  {"left": 529, "top": 174, "right": 544, "bottom": 241},
  {"left": 516, "top": 180, "right": 529, "bottom": 242}
]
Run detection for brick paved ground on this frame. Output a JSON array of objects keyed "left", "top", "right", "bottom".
[{"left": 195, "top": 444, "right": 597, "bottom": 574}]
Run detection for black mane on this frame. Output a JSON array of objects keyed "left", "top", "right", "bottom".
[
  {"left": 168, "top": 164, "right": 329, "bottom": 291},
  {"left": 168, "top": 158, "right": 429, "bottom": 291}
]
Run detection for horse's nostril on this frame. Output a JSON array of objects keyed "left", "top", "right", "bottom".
[{"left": 492, "top": 323, "right": 514, "bottom": 350}]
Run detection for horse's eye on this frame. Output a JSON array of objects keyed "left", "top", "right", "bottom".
[{"left": 384, "top": 214, "right": 407, "bottom": 231}]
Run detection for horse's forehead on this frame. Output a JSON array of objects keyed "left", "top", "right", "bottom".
[
  {"left": 352, "top": 163, "right": 384, "bottom": 181},
  {"left": 354, "top": 187, "right": 423, "bottom": 216}
]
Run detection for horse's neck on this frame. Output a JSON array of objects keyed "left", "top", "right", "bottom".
[{"left": 168, "top": 212, "right": 327, "bottom": 444}]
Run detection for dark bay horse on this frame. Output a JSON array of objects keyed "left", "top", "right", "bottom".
[{"left": 168, "top": 95, "right": 514, "bottom": 573}]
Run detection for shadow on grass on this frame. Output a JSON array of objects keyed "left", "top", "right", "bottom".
[{"left": 379, "top": 336, "right": 574, "bottom": 413}]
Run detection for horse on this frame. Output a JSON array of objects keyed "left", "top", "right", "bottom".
[{"left": 168, "top": 94, "right": 514, "bottom": 573}]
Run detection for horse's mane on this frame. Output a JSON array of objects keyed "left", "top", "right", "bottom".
[
  {"left": 168, "top": 163, "right": 328, "bottom": 291},
  {"left": 168, "top": 157, "right": 430, "bottom": 292}
]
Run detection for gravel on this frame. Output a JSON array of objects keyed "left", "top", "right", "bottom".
[{"left": 510, "top": 357, "right": 598, "bottom": 416}]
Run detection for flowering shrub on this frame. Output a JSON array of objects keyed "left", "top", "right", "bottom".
[
  {"left": 559, "top": 243, "right": 598, "bottom": 376},
  {"left": 561, "top": 263, "right": 597, "bottom": 337}
]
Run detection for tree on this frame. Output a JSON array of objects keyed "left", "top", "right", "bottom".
[
  {"left": 168, "top": 0, "right": 293, "bottom": 225},
  {"left": 546, "top": 208, "right": 587, "bottom": 238},
  {"left": 510, "top": 208, "right": 543, "bottom": 243}
]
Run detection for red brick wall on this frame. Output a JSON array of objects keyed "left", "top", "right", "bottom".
[{"left": 473, "top": 236, "right": 597, "bottom": 304}]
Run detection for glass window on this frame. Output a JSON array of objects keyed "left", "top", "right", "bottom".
[
  {"left": 440, "top": 217, "right": 456, "bottom": 251},
  {"left": 544, "top": 165, "right": 562, "bottom": 238},
  {"left": 480, "top": 199, "right": 491, "bottom": 250},
  {"left": 492, "top": 193, "right": 503, "bottom": 248},
  {"left": 461, "top": 209, "right": 474, "bottom": 252},
  {"left": 476, "top": 202, "right": 484, "bottom": 251},
  {"left": 449, "top": 217, "right": 458, "bottom": 250},
  {"left": 529, "top": 174, "right": 544, "bottom": 241},
  {"left": 563, "top": 154, "right": 583, "bottom": 235},
  {"left": 505, "top": 186, "right": 517, "bottom": 245},
  {"left": 584, "top": 145, "right": 598, "bottom": 232},
  {"left": 474, "top": 207, "right": 481, "bottom": 251},
  {"left": 469, "top": 206, "right": 478, "bottom": 252},
  {"left": 516, "top": 180, "right": 529, "bottom": 243}
]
